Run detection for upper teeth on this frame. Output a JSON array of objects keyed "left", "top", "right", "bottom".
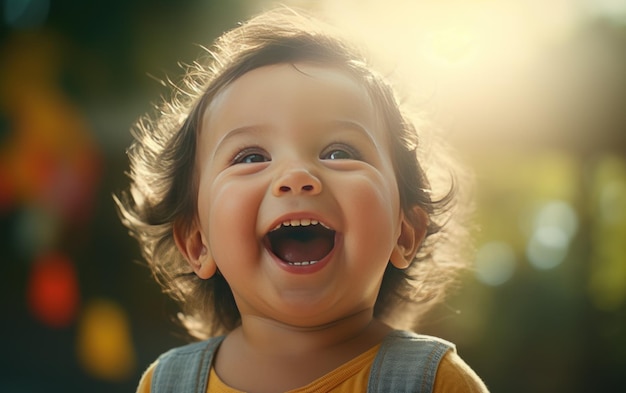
[{"left": 271, "top": 219, "right": 331, "bottom": 231}]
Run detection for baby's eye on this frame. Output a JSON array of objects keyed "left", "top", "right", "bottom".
[
  {"left": 325, "top": 150, "right": 351, "bottom": 160},
  {"left": 240, "top": 153, "right": 268, "bottom": 163},
  {"left": 321, "top": 144, "right": 360, "bottom": 160},
  {"left": 232, "top": 148, "right": 270, "bottom": 164}
]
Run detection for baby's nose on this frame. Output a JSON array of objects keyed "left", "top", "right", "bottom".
[{"left": 272, "top": 167, "right": 322, "bottom": 196}]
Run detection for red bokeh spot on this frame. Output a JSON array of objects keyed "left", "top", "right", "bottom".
[{"left": 27, "top": 252, "right": 79, "bottom": 328}]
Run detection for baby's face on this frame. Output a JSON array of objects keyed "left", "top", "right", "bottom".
[{"left": 195, "top": 63, "right": 404, "bottom": 327}]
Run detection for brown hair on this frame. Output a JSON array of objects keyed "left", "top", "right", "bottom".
[{"left": 116, "top": 8, "right": 471, "bottom": 339}]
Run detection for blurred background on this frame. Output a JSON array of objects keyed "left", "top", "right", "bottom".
[{"left": 0, "top": 0, "right": 624, "bottom": 391}]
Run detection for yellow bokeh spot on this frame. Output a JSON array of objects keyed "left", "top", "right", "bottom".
[{"left": 76, "top": 299, "right": 136, "bottom": 381}]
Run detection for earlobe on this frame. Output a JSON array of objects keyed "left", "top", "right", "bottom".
[
  {"left": 173, "top": 221, "right": 217, "bottom": 279},
  {"left": 390, "top": 206, "right": 428, "bottom": 269}
]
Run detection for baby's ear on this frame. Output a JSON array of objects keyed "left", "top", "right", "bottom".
[
  {"left": 390, "top": 206, "right": 429, "bottom": 269},
  {"left": 173, "top": 220, "right": 217, "bottom": 279}
]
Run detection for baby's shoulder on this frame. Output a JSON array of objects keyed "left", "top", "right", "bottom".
[
  {"left": 433, "top": 350, "right": 489, "bottom": 392},
  {"left": 135, "top": 337, "right": 225, "bottom": 393},
  {"left": 135, "top": 359, "right": 157, "bottom": 393}
]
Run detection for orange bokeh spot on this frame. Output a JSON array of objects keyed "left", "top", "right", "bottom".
[{"left": 27, "top": 252, "right": 79, "bottom": 328}]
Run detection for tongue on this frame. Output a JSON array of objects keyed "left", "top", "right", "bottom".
[{"left": 274, "top": 235, "right": 333, "bottom": 263}]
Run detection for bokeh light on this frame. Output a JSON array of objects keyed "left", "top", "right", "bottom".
[
  {"left": 526, "top": 200, "right": 578, "bottom": 270},
  {"left": 475, "top": 241, "right": 516, "bottom": 286},
  {"left": 27, "top": 252, "right": 79, "bottom": 328},
  {"left": 526, "top": 226, "right": 570, "bottom": 270},
  {"left": 76, "top": 299, "right": 137, "bottom": 381}
]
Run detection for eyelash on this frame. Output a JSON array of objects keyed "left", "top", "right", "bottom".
[
  {"left": 321, "top": 143, "right": 362, "bottom": 161},
  {"left": 229, "top": 142, "right": 362, "bottom": 165},
  {"left": 231, "top": 146, "right": 270, "bottom": 165}
]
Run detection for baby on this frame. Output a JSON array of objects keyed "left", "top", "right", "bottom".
[{"left": 118, "top": 8, "right": 488, "bottom": 393}]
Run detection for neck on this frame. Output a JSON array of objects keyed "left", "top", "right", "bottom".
[{"left": 235, "top": 309, "right": 388, "bottom": 356}]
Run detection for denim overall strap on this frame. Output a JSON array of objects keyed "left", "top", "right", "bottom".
[
  {"left": 151, "top": 336, "right": 225, "bottom": 393},
  {"left": 367, "top": 330, "right": 454, "bottom": 393}
]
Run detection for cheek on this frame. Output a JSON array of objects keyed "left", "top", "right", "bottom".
[
  {"left": 350, "top": 171, "right": 399, "bottom": 218},
  {"left": 198, "top": 177, "right": 264, "bottom": 265},
  {"left": 341, "top": 173, "right": 401, "bottom": 253}
]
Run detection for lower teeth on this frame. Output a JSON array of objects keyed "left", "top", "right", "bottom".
[{"left": 288, "top": 261, "right": 318, "bottom": 266}]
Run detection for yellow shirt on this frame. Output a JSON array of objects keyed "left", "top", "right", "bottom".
[
  {"left": 206, "top": 344, "right": 379, "bottom": 393},
  {"left": 136, "top": 345, "right": 488, "bottom": 392}
]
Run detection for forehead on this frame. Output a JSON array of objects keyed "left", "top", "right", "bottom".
[{"left": 201, "top": 62, "right": 384, "bottom": 145}]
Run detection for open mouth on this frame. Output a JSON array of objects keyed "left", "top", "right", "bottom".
[{"left": 266, "top": 219, "right": 336, "bottom": 266}]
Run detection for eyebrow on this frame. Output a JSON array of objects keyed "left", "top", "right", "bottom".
[
  {"left": 211, "top": 125, "right": 267, "bottom": 156},
  {"left": 326, "top": 119, "right": 379, "bottom": 147},
  {"left": 212, "top": 119, "right": 379, "bottom": 155}
]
